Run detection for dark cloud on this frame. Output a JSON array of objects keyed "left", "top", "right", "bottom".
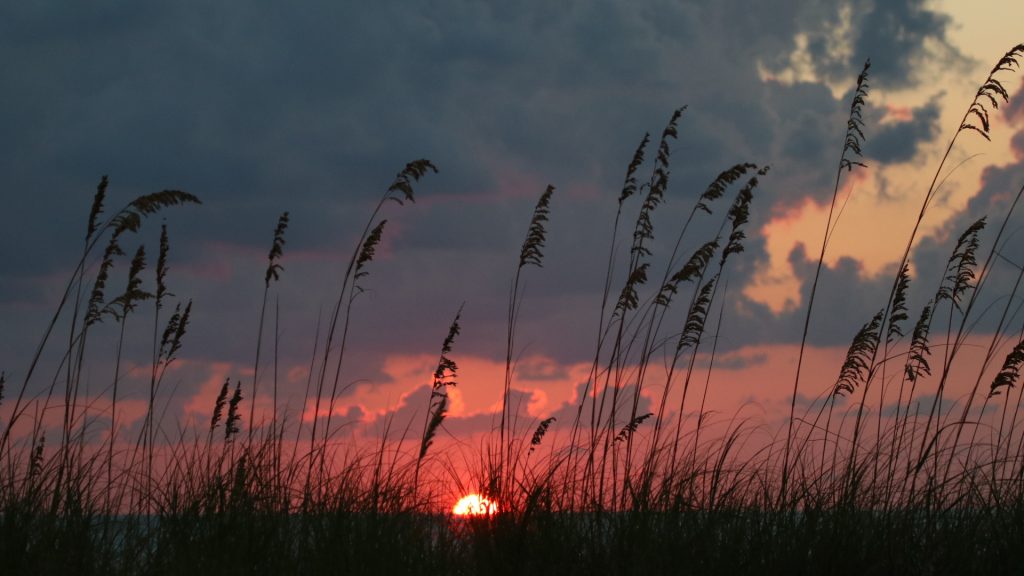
[
  {"left": 695, "top": 351, "right": 769, "bottom": 371},
  {"left": 0, "top": 0, "right": 973, "bottom": 404},
  {"left": 850, "top": 0, "right": 958, "bottom": 88},
  {"left": 866, "top": 97, "right": 942, "bottom": 163},
  {"left": 794, "top": 391, "right": 848, "bottom": 413},
  {"left": 881, "top": 393, "right": 996, "bottom": 420},
  {"left": 719, "top": 241, "right": 895, "bottom": 353},
  {"left": 906, "top": 130, "right": 1024, "bottom": 345},
  {"left": 1007, "top": 78, "right": 1024, "bottom": 125},
  {"left": 791, "top": 0, "right": 965, "bottom": 90}
]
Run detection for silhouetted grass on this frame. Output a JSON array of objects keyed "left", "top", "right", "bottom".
[{"left": 3, "top": 45, "right": 1024, "bottom": 575}]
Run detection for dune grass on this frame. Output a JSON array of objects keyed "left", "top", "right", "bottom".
[{"left": 3, "top": 45, "right": 1024, "bottom": 574}]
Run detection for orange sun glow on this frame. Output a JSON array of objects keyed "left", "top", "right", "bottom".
[{"left": 452, "top": 494, "right": 498, "bottom": 516}]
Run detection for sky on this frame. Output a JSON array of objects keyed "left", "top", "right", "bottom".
[{"left": 2, "top": 0, "right": 1024, "bottom": 446}]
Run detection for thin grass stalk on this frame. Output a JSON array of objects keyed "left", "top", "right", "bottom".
[
  {"left": 296, "top": 309, "right": 322, "bottom": 502},
  {"left": 308, "top": 160, "right": 434, "bottom": 490},
  {"left": 632, "top": 166, "right": 753, "bottom": 501},
  {"left": 600, "top": 110, "right": 682, "bottom": 505},
  {"left": 689, "top": 275, "right": 729, "bottom": 474},
  {"left": 585, "top": 110, "right": 682, "bottom": 508},
  {"left": 272, "top": 294, "right": 282, "bottom": 490},
  {"left": 661, "top": 168, "right": 763, "bottom": 489},
  {"left": 782, "top": 59, "right": 870, "bottom": 506},
  {"left": 500, "top": 185, "right": 554, "bottom": 503},
  {"left": 1008, "top": 370, "right": 1024, "bottom": 482},
  {"left": 50, "top": 179, "right": 118, "bottom": 513},
  {"left": 902, "top": 232, "right": 979, "bottom": 494},
  {"left": 912, "top": 221, "right": 992, "bottom": 484},
  {"left": 138, "top": 224, "right": 169, "bottom": 514},
  {"left": 568, "top": 132, "right": 648, "bottom": 509},
  {"left": 105, "top": 245, "right": 151, "bottom": 517},
  {"left": 51, "top": 180, "right": 115, "bottom": 514},
  {"left": 892, "top": 302, "right": 934, "bottom": 493},
  {"left": 0, "top": 185, "right": 199, "bottom": 463},
  {"left": 415, "top": 306, "right": 462, "bottom": 492},
  {"left": 57, "top": 193, "right": 194, "bottom": 515},
  {"left": 995, "top": 321, "right": 1024, "bottom": 478},
  {"left": 621, "top": 163, "right": 756, "bottom": 503},
  {"left": 922, "top": 219, "right": 987, "bottom": 472},
  {"left": 843, "top": 310, "right": 884, "bottom": 504},
  {"left": 249, "top": 212, "right": 289, "bottom": 443},
  {"left": 874, "top": 45, "right": 1024, "bottom": 494},
  {"left": 876, "top": 263, "right": 911, "bottom": 500},
  {"left": 946, "top": 183, "right": 1024, "bottom": 475}
]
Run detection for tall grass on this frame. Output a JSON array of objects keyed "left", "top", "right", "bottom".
[{"left": 2, "top": 45, "right": 1024, "bottom": 574}]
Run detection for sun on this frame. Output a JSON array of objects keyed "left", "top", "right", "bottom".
[{"left": 452, "top": 493, "right": 498, "bottom": 516}]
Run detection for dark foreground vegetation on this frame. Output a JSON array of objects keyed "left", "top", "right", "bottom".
[
  {"left": 5, "top": 508, "right": 1023, "bottom": 575},
  {"left": 3, "top": 45, "right": 1024, "bottom": 575}
]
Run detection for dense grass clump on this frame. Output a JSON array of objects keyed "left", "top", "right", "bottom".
[{"left": 3, "top": 46, "right": 1024, "bottom": 574}]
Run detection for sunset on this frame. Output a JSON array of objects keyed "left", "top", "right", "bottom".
[
  {"left": 2, "top": 1, "right": 1024, "bottom": 573},
  {"left": 452, "top": 494, "right": 498, "bottom": 517}
]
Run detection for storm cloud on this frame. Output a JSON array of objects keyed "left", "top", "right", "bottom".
[{"left": 0, "top": 0, "right": 1011, "bottom": 421}]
